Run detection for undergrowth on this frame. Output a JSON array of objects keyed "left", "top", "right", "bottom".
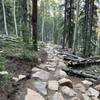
[
  {"left": 0, "top": 55, "right": 10, "bottom": 90},
  {"left": 2, "top": 39, "right": 45, "bottom": 63},
  {"left": 0, "top": 38, "right": 46, "bottom": 92}
]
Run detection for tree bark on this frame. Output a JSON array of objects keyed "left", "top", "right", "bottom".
[
  {"left": 87, "top": 0, "right": 94, "bottom": 54},
  {"left": 2, "top": 0, "right": 8, "bottom": 36},
  {"left": 52, "top": 7, "right": 56, "bottom": 43},
  {"left": 41, "top": 1, "right": 45, "bottom": 42},
  {"left": 13, "top": 0, "right": 18, "bottom": 37},
  {"left": 63, "top": 68, "right": 99, "bottom": 80},
  {"left": 83, "top": 0, "right": 94, "bottom": 57},
  {"left": 73, "top": 0, "right": 80, "bottom": 52},
  {"left": 62, "top": 0, "right": 67, "bottom": 49},
  {"left": 21, "top": 0, "right": 29, "bottom": 44},
  {"left": 32, "top": 0, "right": 38, "bottom": 51}
]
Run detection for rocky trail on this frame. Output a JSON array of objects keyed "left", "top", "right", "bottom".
[{"left": 1, "top": 43, "right": 100, "bottom": 100}]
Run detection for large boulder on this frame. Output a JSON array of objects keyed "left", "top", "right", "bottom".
[
  {"left": 61, "top": 86, "right": 77, "bottom": 97},
  {"left": 25, "top": 88, "right": 45, "bottom": 100},
  {"left": 75, "top": 83, "right": 86, "bottom": 93},
  {"left": 54, "top": 69, "right": 68, "bottom": 79},
  {"left": 86, "top": 87, "right": 99, "bottom": 98},
  {"left": 34, "top": 81, "right": 47, "bottom": 95},
  {"left": 32, "top": 70, "right": 50, "bottom": 81},
  {"left": 82, "top": 80, "right": 93, "bottom": 88},
  {"left": 59, "top": 78, "right": 73, "bottom": 88}
]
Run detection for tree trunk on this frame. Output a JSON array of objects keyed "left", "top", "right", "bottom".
[
  {"left": 62, "top": 0, "right": 67, "bottom": 49},
  {"left": 83, "top": 0, "right": 94, "bottom": 57},
  {"left": 52, "top": 7, "right": 56, "bottom": 43},
  {"left": 83, "top": 0, "right": 89, "bottom": 57},
  {"left": 68, "top": 0, "right": 72, "bottom": 48},
  {"left": 87, "top": 0, "right": 94, "bottom": 55},
  {"left": 96, "top": 34, "right": 100, "bottom": 55},
  {"left": 2, "top": 0, "right": 8, "bottom": 36},
  {"left": 73, "top": 0, "right": 80, "bottom": 52},
  {"left": 13, "top": 0, "right": 18, "bottom": 37},
  {"left": 32, "top": 0, "right": 38, "bottom": 51},
  {"left": 41, "top": 1, "right": 45, "bottom": 42},
  {"left": 41, "top": 16, "right": 45, "bottom": 42},
  {"left": 21, "top": 0, "right": 29, "bottom": 44}
]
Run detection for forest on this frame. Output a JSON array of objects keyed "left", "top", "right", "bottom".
[{"left": 0, "top": 0, "right": 100, "bottom": 100}]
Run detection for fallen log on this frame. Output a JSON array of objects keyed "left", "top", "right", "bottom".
[
  {"left": 64, "top": 53, "right": 85, "bottom": 62},
  {"left": 63, "top": 52, "right": 100, "bottom": 67},
  {"left": 63, "top": 68, "right": 100, "bottom": 80},
  {"left": 68, "top": 59, "right": 100, "bottom": 68},
  {"left": 64, "top": 52, "right": 100, "bottom": 61},
  {"left": 85, "top": 56, "right": 100, "bottom": 61}
]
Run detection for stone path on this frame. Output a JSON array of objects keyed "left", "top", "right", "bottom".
[{"left": 19, "top": 43, "right": 100, "bottom": 100}]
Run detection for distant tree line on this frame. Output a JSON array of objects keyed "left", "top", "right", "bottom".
[{"left": 0, "top": 0, "right": 99, "bottom": 56}]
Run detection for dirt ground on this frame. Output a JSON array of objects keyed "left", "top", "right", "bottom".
[{"left": 0, "top": 57, "right": 35, "bottom": 100}]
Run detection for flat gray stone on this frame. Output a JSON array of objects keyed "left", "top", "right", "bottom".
[
  {"left": 61, "top": 86, "right": 77, "bottom": 97},
  {"left": 25, "top": 88, "right": 45, "bottom": 100},
  {"left": 48, "top": 80, "right": 59, "bottom": 91},
  {"left": 82, "top": 94, "right": 91, "bottom": 100},
  {"left": 54, "top": 69, "right": 68, "bottom": 79},
  {"left": 52, "top": 92, "right": 65, "bottom": 100},
  {"left": 82, "top": 80, "right": 93, "bottom": 87},
  {"left": 34, "top": 81, "right": 47, "bottom": 95},
  {"left": 75, "top": 83, "right": 86, "bottom": 93},
  {"left": 32, "top": 70, "right": 50, "bottom": 81},
  {"left": 86, "top": 87, "right": 99, "bottom": 97}
]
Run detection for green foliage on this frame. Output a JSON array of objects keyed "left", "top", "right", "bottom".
[
  {"left": 21, "top": 44, "right": 34, "bottom": 60},
  {"left": 0, "top": 56, "right": 6, "bottom": 71},
  {"left": 2, "top": 38, "right": 22, "bottom": 57},
  {"left": 0, "top": 74, "right": 11, "bottom": 89},
  {"left": 0, "top": 55, "right": 10, "bottom": 89},
  {"left": 2, "top": 37, "right": 38, "bottom": 61}
]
